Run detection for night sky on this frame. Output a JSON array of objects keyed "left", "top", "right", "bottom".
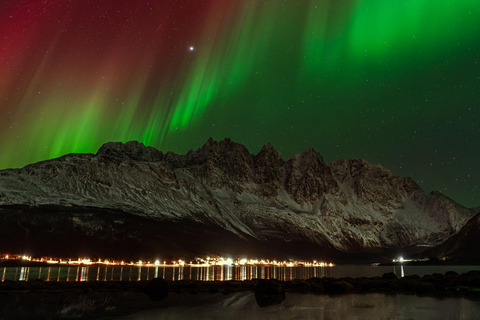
[{"left": 1, "top": 1, "right": 479, "bottom": 207}]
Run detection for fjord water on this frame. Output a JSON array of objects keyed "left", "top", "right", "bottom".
[
  {"left": 114, "top": 292, "right": 480, "bottom": 320},
  {"left": 3, "top": 265, "right": 480, "bottom": 319},
  {"left": 3, "top": 264, "right": 480, "bottom": 282}
]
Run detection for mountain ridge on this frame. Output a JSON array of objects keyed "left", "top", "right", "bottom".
[{"left": 0, "top": 138, "right": 474, "bottom": 262}]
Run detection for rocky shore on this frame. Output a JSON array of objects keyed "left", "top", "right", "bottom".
[
  {"left": 1, "top": 270, "right": 480, "bottom": 296},
  {"left": 1, "top": 271, "right": 480, "bottom": 319}
]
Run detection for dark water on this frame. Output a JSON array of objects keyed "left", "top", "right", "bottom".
[
  {"left": 3, "top": 265, "right": 480, "bottom": 320},
  {"left": 3, "top": 265, "right": 480, "bottom": 319},
  {"left": 2, "top": 289, "right": 479, "bottom": 320},
  {"left": 3, "top": 265, "right": 480, "bottom": 282},
  {"left": 110, "top": 292, "right": 480, "bottom": 320}
]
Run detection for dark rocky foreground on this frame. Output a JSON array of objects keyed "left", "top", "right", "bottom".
[
  {"left": 2, "top": 270, "right": 480, "bottom": 295},
  {"left": 1, "top": 271, "right": 480, "bottom": 319}
]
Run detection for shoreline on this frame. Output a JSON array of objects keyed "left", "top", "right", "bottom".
[
  {"left": 2, "top": 272, "right": 480, "bottom": 319},
  {"left": 2, "top": 270, "right": 480, "bottom": 296}
]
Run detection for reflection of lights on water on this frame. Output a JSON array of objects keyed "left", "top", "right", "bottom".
[
  {"left": 1, "top": 264, "right": 337, "bottom": 282},
  {"left": 226, "top": 266, "right": 231, "bottom": 281},
  {"left": 19, "top": 267, "right": 28, "bottom": 281},
  {"left": 0, "top": 252, "right": 336, "bottom": 282},
  {"left": 79, "top": 267, "right": 88, "bottom": 282}
]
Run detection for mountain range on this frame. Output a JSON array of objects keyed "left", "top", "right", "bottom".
[{"left": 0, "top": 138, "right": 476, "bottom": 262}]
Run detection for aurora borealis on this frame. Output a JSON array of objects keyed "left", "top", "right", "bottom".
[{"left": 0, "top": 0, "right": 479, "bottom": 207}]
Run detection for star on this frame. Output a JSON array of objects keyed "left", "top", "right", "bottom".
[{"left": 189, "top": 46, "right": 194, "bottom": 51}]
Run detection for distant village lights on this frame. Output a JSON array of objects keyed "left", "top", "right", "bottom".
[{"left": 0, "top": 253, "right": 335, "bottom": 268}]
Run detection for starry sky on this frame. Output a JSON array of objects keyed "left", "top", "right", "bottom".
[{"left": 0, "top": 0, "right": 479, "bottom": 207}]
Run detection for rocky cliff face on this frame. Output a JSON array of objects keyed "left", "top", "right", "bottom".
[
  {"left": 0, "top": 138, "right": 475, "bottom": 261},
  {"left": 420, "top": 212, "right": 480, "bottom": 263}
]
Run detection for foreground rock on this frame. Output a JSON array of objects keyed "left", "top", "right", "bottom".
[
  {"left": 255, "top": 279, "right": 286, "bottom": 307},
  {"left": 1, "top": 271, "right": 480, "bottom": 296},
  {"left": 2, "top": 272, "right": 480, "bottom": 318},
  {"left": 143, "top": 277, "right": 169, "bottom": 301}
]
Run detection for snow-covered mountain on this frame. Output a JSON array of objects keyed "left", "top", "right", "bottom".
[
  {"left": 0, "top": 138, "right": 474, "bottom": 261},
  {"left": 419, "top": 212, "right": 480, "bottom": 263}
]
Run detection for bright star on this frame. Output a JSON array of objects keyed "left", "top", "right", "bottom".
[{"left": 189, "top": 46, "right": 194, "bottom": 51}]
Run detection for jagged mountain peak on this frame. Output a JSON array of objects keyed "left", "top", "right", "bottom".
[
  {"left": 330, "top": 158, "right": 395, "bottom": 181},
  {"left": 258, "top": 142, "right": 277, "bottom": 153},
  {"left": 187, "top": 137, "right": 252, "bottom": 166},
  {"left": 401, "top": 177, "right": 421, "bottom": 195},
  {"left": 288, "top": 146, "right": 325, "bottom": 164},
  {"left": 205, "top": 136, "right": 215, "bottom": 146},
  {"left": 195, "top": 137, "right": 250, "bottom": 155},
  {"left": 96, "top": 141, "right": 163, "bottom": 162},
  {"left": 255, "top": 142, "right": 284, "bottom": 164}
]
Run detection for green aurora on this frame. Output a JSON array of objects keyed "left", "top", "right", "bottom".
[{"left": 0, "top": 0, "right": 479, "bottom": 206}]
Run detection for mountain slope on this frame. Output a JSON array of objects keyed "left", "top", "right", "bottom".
[
  {"left": 0, "top": 139, "right": 474, "bottom": 261},
  {"left": 420, "top": 213, "right": 480, "bottom": 263}
]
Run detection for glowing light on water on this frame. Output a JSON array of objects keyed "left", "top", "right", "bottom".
[
  {"left": 19, "top": 267, "right": 28, "bottom": 281},
  {"left": 79, "top": 267, "right": 88, "bottom": 282},
  {"left": 0, "top": 252, "right": 335, "bottom": 270}
]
